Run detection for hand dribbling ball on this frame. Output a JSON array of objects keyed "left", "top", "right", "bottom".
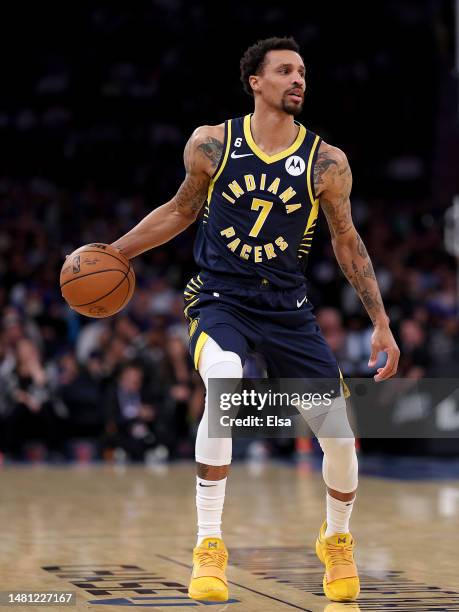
[{"left": 60, "top": 243, "right": 135, "bottom": 318}]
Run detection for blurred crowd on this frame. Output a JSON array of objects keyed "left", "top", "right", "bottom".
[
  {"left": 0, "top": 179, "right": 457, "bottom": 462},
  {"left": 0, "top": 0, "right": 457, "bottom": 461}
]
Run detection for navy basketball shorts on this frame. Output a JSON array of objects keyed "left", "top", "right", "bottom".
[{"left": 183, "top": 272, "right": 343, "bottom": 383}]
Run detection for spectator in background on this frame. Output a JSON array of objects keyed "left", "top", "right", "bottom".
[
  {"left": 102, "top": 361, "right": 170, "bottom": 462},
  {"left": 0, "top": 1, "right": 456, "bottom": 461},
  {"left": 101, "top": 335, "right": 134, "bottom": 379},
  {"left": 316, "top": 308, "right": 354, "bottom": 375},
  {"left": 58, "top": 352, "right": 104, "bottom": 456},
  {"left": 426, "top": 316, "right": 459, "bottom": 376},
  {"left": 3, "top": 338, "right": 64, "bottom": 459},
  {"left": 0, "top": 308, "right": 38, "bottom": 379},
  {"left": 398, "top": 319, "right": 431, "bottom": 377},
  {"left": 158, "top": 335, "right": 204, "bottom": 457}
]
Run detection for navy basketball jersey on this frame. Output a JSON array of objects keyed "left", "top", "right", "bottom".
[{"left": 194, "top": 114, "right": 322, "bottom": 289}]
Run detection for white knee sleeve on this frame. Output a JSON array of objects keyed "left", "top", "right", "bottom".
[
  {"left": 304, "top": 393, "right": 358, "bottom": 493},
  {"left": 195, "top": 336, "right": 242, "bottom": 466},
  {"left": 318, "top": 436, "right": 358, "bottom": 493}
]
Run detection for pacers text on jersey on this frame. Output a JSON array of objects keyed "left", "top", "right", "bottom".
[{"left": 219, "top": 173, "right": 303, "bottom": 263}]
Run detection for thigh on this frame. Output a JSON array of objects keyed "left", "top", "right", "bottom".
[
  {"left": 261, "top": 315, "right": 340, "bottom": 380},
  {"left": 185, "top": 292, "right": 252, "bottom": 369}
]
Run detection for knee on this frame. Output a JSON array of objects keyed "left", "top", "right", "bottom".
[
  {"left": 210, "top": 352, "right": 243, "bottom": 376},
  {"left": 202, "top": 352, "right": 243, "bottom": 384},
  {"left": 318, "top": 436, "right": 356, "bottom": 459},
  {"left": 198, "top": 335, "right": 243, "bottom": 382},
  {"left": 320, "top": 437, "right": 358, "bottom": 493}
]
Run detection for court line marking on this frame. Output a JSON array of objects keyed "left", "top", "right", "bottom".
[{"left": 156, "top": 554, "right": 315, "bottom": 611}]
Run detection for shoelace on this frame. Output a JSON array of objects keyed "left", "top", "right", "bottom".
[
  {"left": 326, "top": 543, "right": 355, "bottom": 567},
  {"left": 195, "top": 549, "right": 227, "bottom": 570}
]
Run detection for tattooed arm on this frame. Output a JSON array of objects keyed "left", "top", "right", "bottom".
[
  {"left": 314, "top": 142, "right": 400, "bottom": 380},
  {"left": 111, "top": 124, "right": 224, "bottom": 259}
]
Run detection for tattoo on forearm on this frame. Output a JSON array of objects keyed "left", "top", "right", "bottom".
[
  {"left": 337, "top": 249, "right": 384, "bottom": 325},
  {"left": 356, "top": 234, "right": 369, "bottom": 258},
  {"left": 363, "top": 262, "right": 376, "bottom": 280},
  {"left": 198, "top": 137, "right": 223, "bottom": 169},
  {"left": 315, "top": 143, "right": 386, "bottom": 325},
  {"left": 359, "top": 289, "right": 383, "bottom": 318}
]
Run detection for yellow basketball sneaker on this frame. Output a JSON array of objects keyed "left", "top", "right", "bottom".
[
  {"left": 188, "top": 537, "right": 229, "bottom": 602},
  {"left": 324, "top": 604, "right": 361, "bottom": 611},
  {"left": 316, "top": 521, "right": 360, "bottom": 602}
]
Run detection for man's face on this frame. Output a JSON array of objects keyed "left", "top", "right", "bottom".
[
  {"left": 120, "top": 367, "right": 142, "bottom": 392},
  {"left": 250, "top": 50, "right": 306, "bottom": 116}
]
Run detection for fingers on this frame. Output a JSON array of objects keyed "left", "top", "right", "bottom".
[
  {"left": 373, "top": 347, "right": 400, "bottom": 381},
  {"left": 368, "top": 347, "right": 378, "bottom": 368}
]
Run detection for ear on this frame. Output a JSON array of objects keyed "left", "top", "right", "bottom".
[{"left": 249, "top": 74, "right": 260, "bottom": 94}]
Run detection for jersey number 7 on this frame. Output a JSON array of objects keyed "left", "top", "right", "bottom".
[{"left": 248, "top": 198, "right": 273, "bottom": 238}]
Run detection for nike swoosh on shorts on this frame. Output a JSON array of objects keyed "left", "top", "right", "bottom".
[{"left": 296, "top": 296, "right": 307, "bottom": 308}]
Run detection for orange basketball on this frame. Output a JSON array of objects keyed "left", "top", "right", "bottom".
[{"left": 60, "top": 243, "right": 135, "bottom": 318}]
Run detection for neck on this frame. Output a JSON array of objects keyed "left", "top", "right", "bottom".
[{"left": 250, "top": 104, "right": 299, "bottom": 155}]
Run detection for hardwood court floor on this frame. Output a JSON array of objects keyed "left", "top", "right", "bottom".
[{"left": 0, "top": 461, "right": 458, "bottom": 611}]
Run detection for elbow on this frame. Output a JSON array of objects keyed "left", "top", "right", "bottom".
[
  {"left": 175, "top": 208, "right": 199, "bottom": 226},
  {"left": 331, "top": 228, "right": 357, "bottom": 252},
  {"left": 332, "top": 240, "right": 352, "bottom": 263},
  {"left": 170, "top": 199, "right": 201, "bottom": 225}
]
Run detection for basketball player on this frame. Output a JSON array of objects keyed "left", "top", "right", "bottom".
[{"left": 112, "top": 37, "right": 400, "bottom": 603}]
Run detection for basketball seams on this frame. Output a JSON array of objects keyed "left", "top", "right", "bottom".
[
  {"left": 69, "top": 249, "right": 130, "bottom": 272},
  {"left": 69, "top": 268, "right": 129, "bottom": 307},
  {"left": 60, "top": 268, "right": 125, "bottom": 289},
  {"left": 60, "top": 246, "right": 135, "bottom": 317},
  {"left": 117, "top": 266, "right": 133, "bottom": 311}
]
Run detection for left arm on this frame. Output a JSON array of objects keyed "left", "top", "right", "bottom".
[{"left": 314, "top": 142, "right": 400, "bottom": 381}]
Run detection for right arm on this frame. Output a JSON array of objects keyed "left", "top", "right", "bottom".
[
  {"left": 315, "top": 142, "right": 400, "bottom": 381},
  {"left": 111, "top": 125, "right": 224, "bottom": 259}
]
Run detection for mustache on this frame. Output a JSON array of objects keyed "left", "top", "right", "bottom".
[{"left": 285, "top": 89, "right": 304, "bottom": 96}]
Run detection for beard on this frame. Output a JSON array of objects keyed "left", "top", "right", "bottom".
[{"left": 281, "top": 96, "right": 303, "bottom": 116}]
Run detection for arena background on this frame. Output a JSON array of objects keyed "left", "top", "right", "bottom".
[{"left": 0, "top": 0, "right": 458, "bottom": 464}]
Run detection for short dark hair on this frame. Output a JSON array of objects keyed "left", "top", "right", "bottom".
[{"left": 240, "top": 36, "right": 301, "bottom": 96}]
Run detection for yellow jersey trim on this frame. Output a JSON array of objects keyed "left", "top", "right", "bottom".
[
  {"left": 194, "top": 331, "right": 209, "bottom": 369},
  {"left": 184, "top": 297, "right": 199, "bottom": 319},
  {"left": 306, "top": 134, "right": 321, "bottom": 206},
  {"left": 207, "top": 120, "right": 232, "bottom": 206},
  {"left": 338, "top": 367, "right": 351, "bottom": 399},
  {"left": 243, "top": 114, "right": 306, "bottom": 164},
  {"left": 303, "top": 201, "right": 319, "bottom": 236}
]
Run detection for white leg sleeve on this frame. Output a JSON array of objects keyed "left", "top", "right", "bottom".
[
  {"left": 306, "top": 394, "right": 358, "bottom": 494},
  {"left": 318, "top": 436, "right": 359, "bottom": 493},
  {"left": 195, "top": 336, "right": 242, "bottom": 466}
]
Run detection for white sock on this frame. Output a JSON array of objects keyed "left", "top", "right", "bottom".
[
  {"left": 325, "top": 492, "right": 355, "bottom": 537},
  {"left": 196, "top": 476, "right": 227, "bottom": 545}
]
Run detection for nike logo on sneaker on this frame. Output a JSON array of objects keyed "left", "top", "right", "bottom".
[
  {"left": 230, "top": 151, "right": 254, "bottom": 159},
  {"left": 199, "top": 483, "right": 217, "bottom": 487},
  {"left": 296, "top": 296, "right": 307, "bottom": 308}
]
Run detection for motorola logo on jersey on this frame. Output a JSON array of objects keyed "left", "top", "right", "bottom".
[{"left": 285, "top": 156, "right": 305, "bottom": 177}]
